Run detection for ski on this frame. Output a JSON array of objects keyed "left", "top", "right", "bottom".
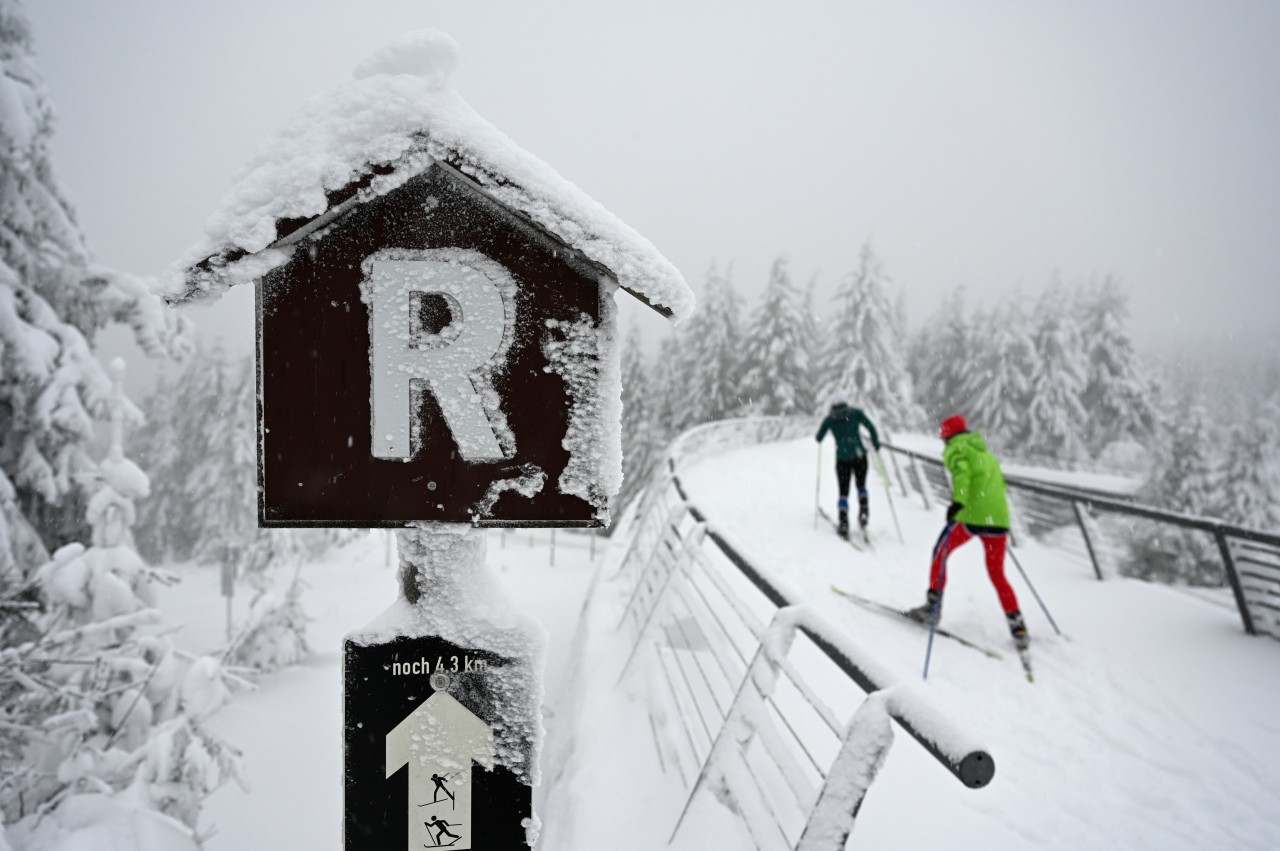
[
  {"left": 830, "top": 585, "right": 1004, "bottom": 660},
  {"left": 1017, "top": 648, "right": 1035, "bottom": 683},
  {"left": 818, "top": 508, "right": 863, "bottom": 551}
]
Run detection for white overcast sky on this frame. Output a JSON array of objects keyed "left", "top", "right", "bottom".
[{"left": 27, "top": 0, "right": 1280, "bottom": 380}]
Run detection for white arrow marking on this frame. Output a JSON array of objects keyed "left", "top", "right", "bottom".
[{"left": 386, "top": 691, "right": 495, "bottom": 850}]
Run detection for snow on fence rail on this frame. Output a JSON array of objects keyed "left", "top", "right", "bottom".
[
  {"left": 614, "top": 418, "right": 994, "bottom": 851},
  {"left": 881, "top": 443, "right": 1280, "bottom": 641}
]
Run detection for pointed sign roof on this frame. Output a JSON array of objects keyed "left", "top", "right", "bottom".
[{"left": 164, "top": 30, "right": 693, "bottom": 323}]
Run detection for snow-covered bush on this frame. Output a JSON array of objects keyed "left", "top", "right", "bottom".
[
  {"left": 226, "top": 575, "right": 310, "bottom": 672},
  {"left": 1096, "top": 440, "right": 1153, "bottom": 477},
  {"left": 2, "top": 544, "right": 248, "bottom": 838},
  {"left": 4, "top": 789, "right": 200, "bottom": 851}
]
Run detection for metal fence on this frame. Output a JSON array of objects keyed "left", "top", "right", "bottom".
[
  {"left": 613, "top": 418, "right": 994, "bottom": 851},
  {"left": 881, "top": 443, "right": 1280, "bottom": 641}
]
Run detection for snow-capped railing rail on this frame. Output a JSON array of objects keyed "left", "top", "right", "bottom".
[
  {"left": 614, "top": 418, "right": 994, "bottom": 851},
  {"left": 882, "top": 443, "right": 1280, "bottom": 641}
]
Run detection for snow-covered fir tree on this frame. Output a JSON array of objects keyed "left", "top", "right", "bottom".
[
  {"left": 183, "top": 346, "right": 260, "bottom": 565},
  {"left": 737, "top": 256, "right": 814, "bottom": 416},
  {"left": 0, "top": 12, "right": 211, "bottom": 841},
  {"left": 0, "top": 0, "right": 178, "bottom": 577},
  {"left": 1077, "top": 278, "right": 1160, "bottom": 453},
  {"left": 1022, "top": 282, "right": 1089, "bottom": 461},
  {"left": 816, "top": 244, "right": 918, "bottom": 429},
  {"left": 128, "top": 343, "right": 335, "bottom": 670},
  {"left": 129, "top": 370, "right": 196, "bottom": 563},
  {"left": 670, "top": 263, "right": 744, "bottom": 429},
  {"left": 800, "top": 274, "right": 824, "bottom": 413},
  {"left": 1127, "top": 403, "right": 1223, "bottom": 584},
  {"left": 910, "top": 288, "right": 974, "bottom": 425},
  {"left": 647, "top": 334, "right": 684, "bottom": 442},
  {"left": 617, "top": 323, "right": 661, "bottom": 517},
  {"left": 132, "top": 342, "right": 315, "bottom": 577},
  {"left": 1219, "top": 410, "right": 1280, "bottom": 532},
  {"left": 967, "top": 299, "right": 1038, "bottom": 450}
]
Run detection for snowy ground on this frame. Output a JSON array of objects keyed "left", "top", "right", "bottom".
[
  {"left": 155, "top": 527, "right": 599, "bottom": 850},
  {"left": 154, "top": 436, "right": 1280, "bottom": 850},
  {"left": 546, "top": 436, "right": 1280, "bottom": 850}
]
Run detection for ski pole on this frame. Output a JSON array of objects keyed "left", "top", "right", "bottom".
[
  {"left": 814, "top": 443, "right": 822, "bottom": 530},
  {"left": 1007, "top": 548, "right": 1063, "bottom": 637},
  {"left": 875, "top": 450, "right": 905, "bottom": 544},
  {"left": 923, "top": 523, "right": 955, "bottom": 681}
]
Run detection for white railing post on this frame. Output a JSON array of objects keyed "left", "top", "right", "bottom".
[{"left": 795, "top": 692, "right": 894, "bottom": 851}]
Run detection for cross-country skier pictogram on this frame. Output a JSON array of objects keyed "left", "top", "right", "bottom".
[
  {"left": 425, "top": 815, "right": 462, "bottom": 847},
  {"left": 431, "top": 772, "right": 456, "bottom": 807},
  {"left": 416, "top": 770, "right": 460, "bottom": 811}
]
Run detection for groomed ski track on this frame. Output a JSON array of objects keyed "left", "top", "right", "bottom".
[{"left": 548, "top": 435, "right": 1280, "bottom": 850}]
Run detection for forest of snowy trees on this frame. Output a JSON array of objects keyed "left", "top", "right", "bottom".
[
  {"left": 617, "top": 245, "right": 1280, "bottom": 585},
  {"left": 0, "top": 4, "right": 327, "bottom": 847}
]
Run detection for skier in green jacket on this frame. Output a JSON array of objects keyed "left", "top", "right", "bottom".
[
  {"left": 815, "top": 399, "right": 880, "bottom": 538},
  {"left": 906, "top": 415, "right": 1029, "bottom": 651}
]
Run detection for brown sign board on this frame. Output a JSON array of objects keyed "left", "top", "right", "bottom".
[{"left": 256, "top": 163, "right": 614, "bottom": 528}]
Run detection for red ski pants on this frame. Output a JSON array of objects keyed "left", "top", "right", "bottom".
[{"left": 929, "top": 524, "right": 1020, "bottom": 614}]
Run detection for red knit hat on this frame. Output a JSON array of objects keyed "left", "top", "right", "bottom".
[{"left": 940, "top": 415, "right": 967, "bottom": 440}]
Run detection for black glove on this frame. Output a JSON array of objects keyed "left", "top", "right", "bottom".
[{"left": 946, "top": 502, "right": 963, "bottom": 523}]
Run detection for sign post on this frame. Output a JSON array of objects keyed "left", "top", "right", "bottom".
[
  {"left": 344, "top": 525, "right": 539, "bottom": 849},
  {"left": 168, "top": 29, "right": 691, "bottom": 849}
]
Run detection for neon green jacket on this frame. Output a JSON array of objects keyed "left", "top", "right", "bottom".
[{"left": 943, "top": 431, "right": 1010, "bottom": 529}]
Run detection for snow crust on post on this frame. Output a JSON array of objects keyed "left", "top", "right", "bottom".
[
  {"left": 168, "top": 29, "right": 693, "bottom": 323},
  {"left": 473, "top": 464, "right": 546, "bottom": 517},
  {"left": 349, "top": 523, "right": 545, "bottom": 784},
  {"left": 540, "top": 290, "right": 622, "bottom": 522}
]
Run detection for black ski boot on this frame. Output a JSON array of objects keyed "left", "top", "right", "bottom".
[
  {"left": 858, "top": 496, "right": 869, "bottom": 529},
  {"left": 837, "top": 510, "right": 849, "bottom": 539},
  {"left": 905, "top": 589, "right": 942, "bottom": 624},
  {"left": 1007, "top": 610, "right": 1030, "bottom": 651}
]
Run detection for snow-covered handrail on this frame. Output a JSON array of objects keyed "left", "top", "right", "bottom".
[
  {"left": 615, "top": 416, "right": 995, "bottom": 850},
  {"left": 668, "top": 468, "right": 993, "bottom": 789}
]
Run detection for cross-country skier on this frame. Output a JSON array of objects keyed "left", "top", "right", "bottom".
[
  {"left": 426, "top": 815, "right": 461, "bottom": 846},
  {"left": 905, "top": 415, "right": 1029, "bottom": 651},
  {"left": 431, "top": 772, "right": 455, "bottom": 804},
  {"left": 815, "top": 399, "right": 880, "bottom": 538}
]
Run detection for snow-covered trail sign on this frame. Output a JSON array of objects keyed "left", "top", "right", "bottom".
[{"left": 167, "top": 27, "right": 690, "bottom": 851}]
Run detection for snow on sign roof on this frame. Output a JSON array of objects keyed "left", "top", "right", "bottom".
[{"left": 165, "top": 29, "right": 693, "bottom": 323}]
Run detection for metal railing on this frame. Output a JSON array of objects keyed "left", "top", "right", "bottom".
[
  {"left": 881, "top": 443, "right": 1280, "bottom": 641},
  {"left": 612, "top": 418, "right": 994, "bottom": 851}
]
